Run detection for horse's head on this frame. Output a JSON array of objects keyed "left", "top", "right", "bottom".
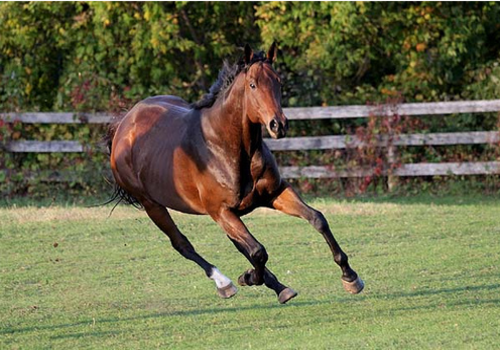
[{"left": 243, "top": 43, "right": 288, "bottom": 139}]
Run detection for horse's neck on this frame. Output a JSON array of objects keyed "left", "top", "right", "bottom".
[{"left": 201, "top": 89, "right": 262, "bottom": 159}]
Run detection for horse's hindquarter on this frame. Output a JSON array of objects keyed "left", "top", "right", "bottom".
[{"left": 111, "top": 97, "right": 208, "bottom": 214}]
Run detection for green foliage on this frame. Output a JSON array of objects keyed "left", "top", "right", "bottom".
[
  {"left": 2, "top": 2, "right": 500, "bottom": 198},
  {"left": 3, "top": 2, "right": 500, "bottom": 111},
  {"left": 256, "top": 2, "right": 500, "bottom": 106},
  {"left": 0, "top": 2, "right": 260, "bottom": 112}
]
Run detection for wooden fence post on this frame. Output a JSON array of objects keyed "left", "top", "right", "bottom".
[{"left": 387, "top": 143, "right": 397, "bottom": 192}]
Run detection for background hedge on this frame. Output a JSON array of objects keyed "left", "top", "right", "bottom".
[
  {"left": 2, "top": 2, "right": 500, "bottom": 111},
  {"left": 1, "top": 2, "right": 500, "bottom": 199}
]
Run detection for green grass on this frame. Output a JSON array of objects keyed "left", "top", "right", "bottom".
[{"left": 1, "top": 196, "right": 499, "bottom": 349}]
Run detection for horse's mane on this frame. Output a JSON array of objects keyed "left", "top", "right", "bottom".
[{"left": 191, "top": 50, "right": 267, "bottom": 110}]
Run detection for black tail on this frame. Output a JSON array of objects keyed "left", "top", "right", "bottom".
[
  {"left": 103, "top": 115, "right": 143, "bottom": 211},
  {"left": 103, "top": 183, "right": 143, "bottom": 212},
  {"left": 104, "top": 116, "right": 121, "bottom": 156}
]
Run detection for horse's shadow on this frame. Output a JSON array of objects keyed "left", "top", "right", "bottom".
[{"left": 3, "top": 282, "right": 499, "bottom": 337}]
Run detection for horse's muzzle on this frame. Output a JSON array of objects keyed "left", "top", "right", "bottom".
[{"left": 268, "top": 117, "right": 288, "bottom": 139}]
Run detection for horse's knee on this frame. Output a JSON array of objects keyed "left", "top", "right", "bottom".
[
  {"left": 310, "top": 210, "right": 329, "bottom": 233},
  {"left": 250, "top": 245, "right": 268, "bottom": 267}
]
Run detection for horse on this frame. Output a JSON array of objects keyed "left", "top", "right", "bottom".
[{"left": 106, "top": 43, "right": 364, "bottom": 304}]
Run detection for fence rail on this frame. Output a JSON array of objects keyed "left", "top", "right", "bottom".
[
  {"left": 2, "top": 99, "right": 500, "bottom": 181},
  {"left": 5, "top": 131, "right": 500, "bottom": 153},
  {"left": 280, "top": 161, "right": 500, "bottom": 179},
  {"left": 3, "top": 99, "right": 500, "bottom": 123}
]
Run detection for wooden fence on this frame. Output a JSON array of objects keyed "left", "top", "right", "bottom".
[{"left": 2, "top": 100, "right": 500, "bottom": 181}]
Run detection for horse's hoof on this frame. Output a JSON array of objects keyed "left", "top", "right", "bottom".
[
  {"left": 278, "top": 287, "right": 298, "bottom": 304},
  {"left": 237, "top": 269, "right": 253, "bottom": 286},
  {"left": 342, "top": 276, "right": 364, "bottom": 294},
  {"left": 217, "top": 282, "right": 238, "bottom": 299}
]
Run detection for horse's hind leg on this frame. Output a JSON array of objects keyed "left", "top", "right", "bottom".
[
  {"left": 270, "top": 182, "right": 364, "bottom": 295},
  {"left": 142, "top": 200, "right": 237, "bottom": 299},
  {"left": 213, "top": 209, "right": 297, "bottom": 304}
]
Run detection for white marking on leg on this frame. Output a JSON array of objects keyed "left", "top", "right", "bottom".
[{"left": 209, "top": 268, "right": 232, "bottom": 289}]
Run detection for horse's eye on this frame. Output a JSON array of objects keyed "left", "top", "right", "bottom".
[{"left": 249, "top": 83, "right": 256, "bottom": 89}]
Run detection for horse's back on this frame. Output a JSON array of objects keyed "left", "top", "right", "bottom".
[
  {"left": 140, "top": 95, "right": 191, "bottom": 112},
  {"left": 112, "top": 95, "right": 191, "bottom": 151}
]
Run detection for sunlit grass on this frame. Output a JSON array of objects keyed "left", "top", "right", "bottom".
[{"left": 1, "top": 196, "right": 499, "bottom": 349}]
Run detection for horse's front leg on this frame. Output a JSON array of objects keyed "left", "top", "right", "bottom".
[
  {"left": 212, "top": 209, "right": 297, "bottom": 304},
  {"left": 270, "top": 182, "right": 364, "bottom": 294}
]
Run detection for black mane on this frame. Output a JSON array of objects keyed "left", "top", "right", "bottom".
[{"left": 191, "top": 50, "right": 267, "bottom": 110}]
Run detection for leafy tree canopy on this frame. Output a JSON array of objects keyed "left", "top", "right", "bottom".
[{"left": 1, "top": 1, "right": 499, "bottom": 111}]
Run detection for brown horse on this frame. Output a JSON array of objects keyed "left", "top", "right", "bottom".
[{"left": 106, "top": 43, "right": 363, "bottom": 304}]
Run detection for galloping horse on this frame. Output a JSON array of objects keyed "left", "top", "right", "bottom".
[{"left": 106, "top": 43, "right": 363, "bottom": 304}]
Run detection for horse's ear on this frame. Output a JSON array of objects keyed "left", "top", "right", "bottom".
[
  {"left": 267, "top": 42, "right": 278, "bottom": 64},
  {"left": 244, "top": 44, "right": 254, "bottom": 65}
]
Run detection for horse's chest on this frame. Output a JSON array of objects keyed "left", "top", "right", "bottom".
[
  {"left": 236, "top": 186, "right": 259, "bottom": 212},
  {"left": 235, "top": 156, "right": 271, "bottom": 211},
  {"left": 205, "top": 148, "right": 275, "bottom": 212}
]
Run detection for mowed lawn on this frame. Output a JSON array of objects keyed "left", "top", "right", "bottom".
[{"left": 1, "top": 196, "right": 499, "bottom": 349}]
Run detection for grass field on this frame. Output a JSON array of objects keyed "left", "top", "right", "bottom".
[{"left": 1, "top": 195, "right": 499, "bottom": 349}]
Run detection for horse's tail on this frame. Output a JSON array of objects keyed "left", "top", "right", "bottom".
[
  {"left": 103, "top": 114, "right": 143, "bottom": 210},
  {"left": 104, "top": 114, "right": 123, "bottom": 156}
]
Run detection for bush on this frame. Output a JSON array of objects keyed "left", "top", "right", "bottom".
[{"left": 2, "top": 2, "right": 500, "bottom": 198}]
